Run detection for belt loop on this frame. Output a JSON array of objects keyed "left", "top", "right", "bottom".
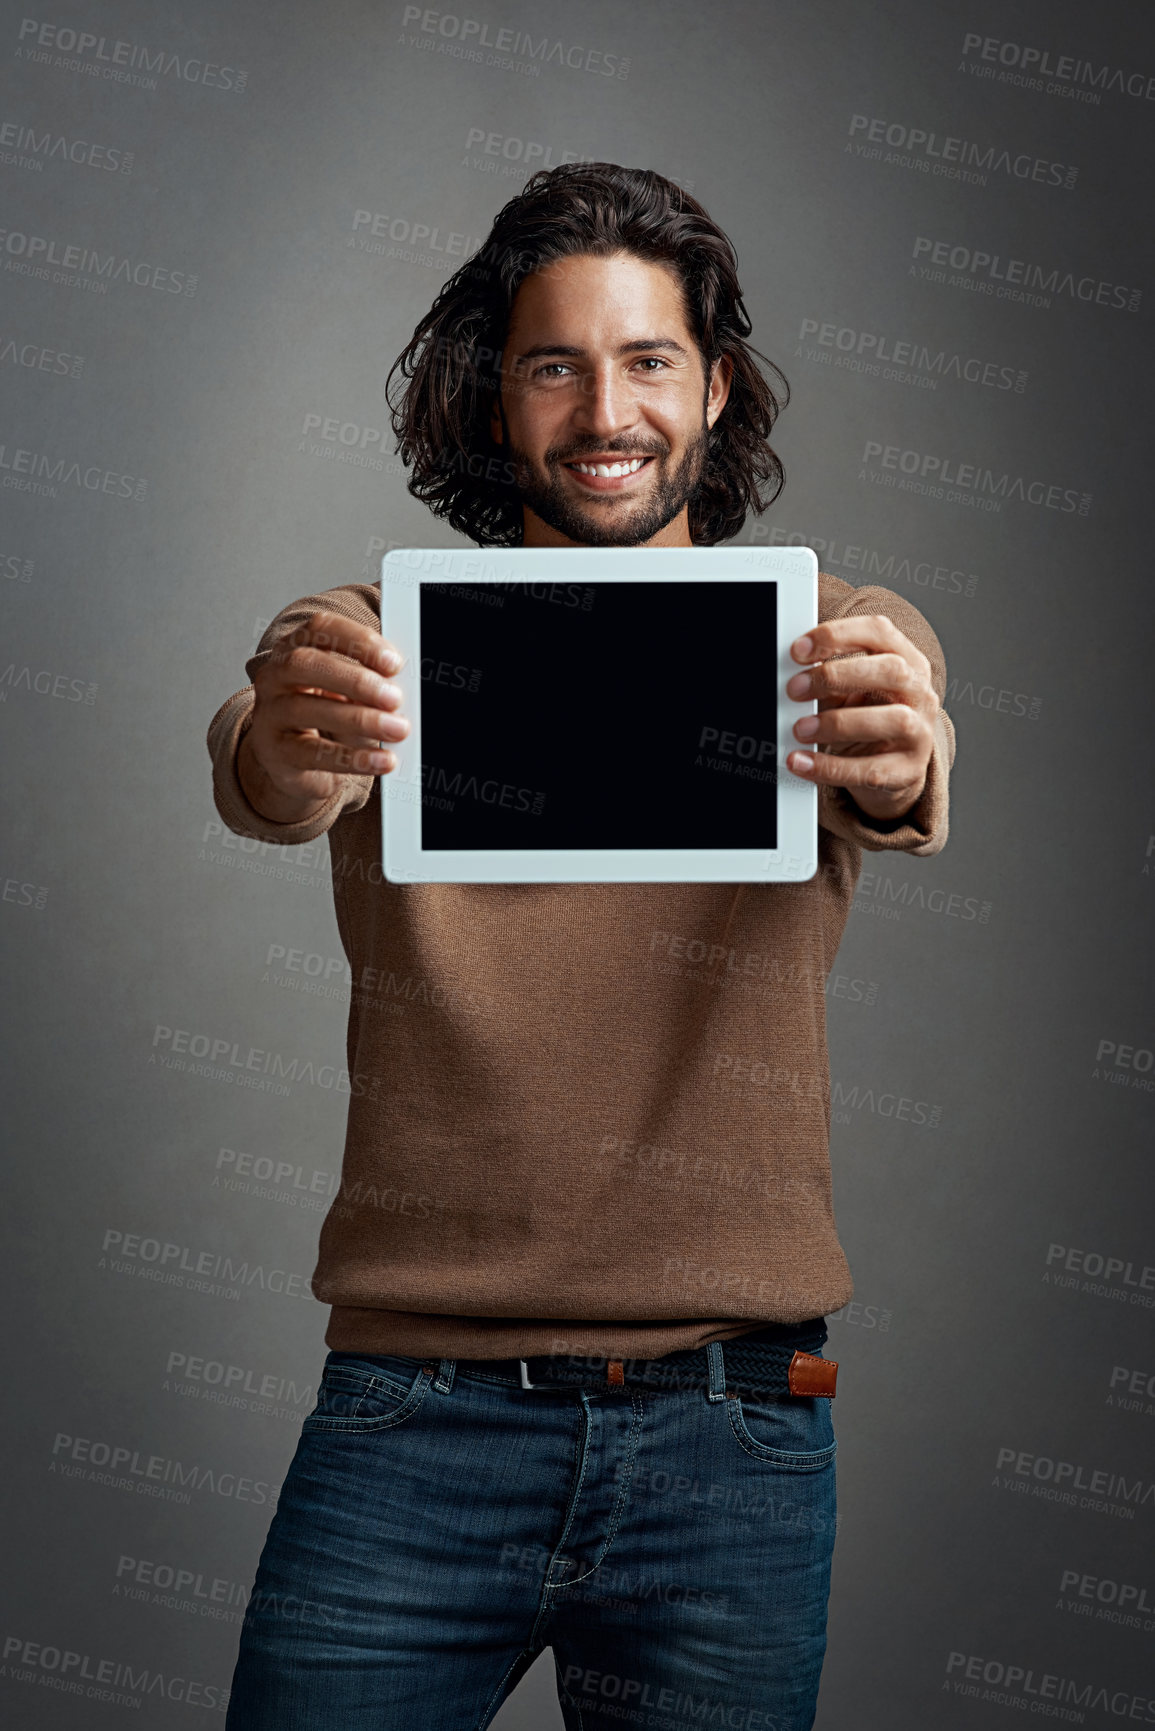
[
  {"left": 433, "top": 1358, "right": 456, "bottom": 1394},
  {"left": 706, "top": 1341, "right": 726, "bottom": 1402}
]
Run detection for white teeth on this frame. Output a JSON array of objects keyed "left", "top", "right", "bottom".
[{"left": 572, "top": 457, "right": 647, "bottom": 477}]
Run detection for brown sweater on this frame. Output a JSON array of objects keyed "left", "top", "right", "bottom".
[{"left": 206, "top": 573, "right": 955, "bottom": 1359}]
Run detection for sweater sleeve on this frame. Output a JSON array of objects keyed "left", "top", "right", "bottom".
[
  {"left": 206, "top": 584, "right": 380, "bottom": 847},
  {"left": 815, "top": 580, "right": 956, "bottom": 858}
]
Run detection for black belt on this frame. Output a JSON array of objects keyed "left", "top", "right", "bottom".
[{"left": 444, "top": 1319, "right": 832, "bottom": 1400}]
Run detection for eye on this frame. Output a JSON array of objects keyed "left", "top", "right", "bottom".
[
  {"left": 632, "top": 357, "right": 668, "bottom": 372},
  {"left": 534, "top": 362, "right": 573, "bottom": 379}
]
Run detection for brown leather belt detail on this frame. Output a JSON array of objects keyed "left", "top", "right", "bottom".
[
  {"left": 607, "top": 1359, "right": 625, "bottom": 1387},
  {"left": 788, "top": 1350, "right": 838, "bottom": 1397}
]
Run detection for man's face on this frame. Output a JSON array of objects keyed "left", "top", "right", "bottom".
[{"left": 491, "top": 251, "right": 731, "bottom": 548}]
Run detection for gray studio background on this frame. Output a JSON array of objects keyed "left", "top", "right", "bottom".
[{"left": 3, "top": 0, "right": 1153, "bottom": 1724}]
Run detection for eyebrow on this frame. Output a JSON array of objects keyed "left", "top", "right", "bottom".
[{"left": 512, "top": 337, "right": 691, "bottom": 362}]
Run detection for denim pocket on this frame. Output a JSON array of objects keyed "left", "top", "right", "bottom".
[
  {"left": 302, "top": 1354, "right": 433, "bottom": 1434},
  {"left": 726, "top": 1389, "right": 837, "bottom": 1468}
]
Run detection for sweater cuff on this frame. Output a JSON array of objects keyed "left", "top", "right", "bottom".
[
  {"left": 817, "top": 708, "right": 955, "bottom": 857},
  {"left": 206, "top": 688, "right": 353, "bottom": 847}
]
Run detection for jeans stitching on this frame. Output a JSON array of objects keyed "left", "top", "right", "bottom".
[
  {"left": 726, "top": 1395, "right": 838, "bottom": 1467},
  {"left": 477, "top": 1646, "right": 538, "bottom": 1730},
  {"left": 547, "top": 1392, "right": 645, "bottom": 1589},
  {"left": 317, "top": 1364, "right": 414, "bottom": 1405},
  {"left": 302, "top": 1366, "right": 434, "bottom": 1433},
  {"left": 527, "top": 1401, "right": 592, "bottom": 1649}
]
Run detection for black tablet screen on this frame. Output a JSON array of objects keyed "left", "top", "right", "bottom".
[{"left": 417, "top": 579, "right": 778, "bottom": 851}]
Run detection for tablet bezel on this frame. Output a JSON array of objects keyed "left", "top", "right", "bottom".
[{"left": 379, "top": 546, "right": 818, "bottom": 883}]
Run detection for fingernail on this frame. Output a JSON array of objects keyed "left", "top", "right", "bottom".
[
  {"left": 786, "top": 672, "right": 812, "bottom": 697},
  {"left": 380, "top": 649, "right": 402, "bottom": 674},
  {"left": 793, "top": 636, "right": 814, "bottom": 661},
  {"left": 789, "top": 752, "right": 814, "bottom": 775},
  {"left": 795, "top": 716, "right": 819, "bottom": 739}
]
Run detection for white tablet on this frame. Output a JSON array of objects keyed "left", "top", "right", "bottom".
[{"left": 379, "top": 546, "right": 817, "bottom": 884}]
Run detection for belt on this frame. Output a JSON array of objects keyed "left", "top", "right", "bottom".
[{"left": 438, "top": 1320, "right": 836, "bottom": 1400}]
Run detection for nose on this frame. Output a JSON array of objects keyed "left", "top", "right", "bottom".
[{"left": 571, "top": 363, "right": 640, "bottom": 443}]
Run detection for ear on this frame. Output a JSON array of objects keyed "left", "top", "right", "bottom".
[{"left": 705, "top": 354, "right": 732, "bottom": 429}]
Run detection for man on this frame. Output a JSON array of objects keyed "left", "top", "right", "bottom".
[{"left": 209, "top": 163, "right": 954, "bottom": 1730}]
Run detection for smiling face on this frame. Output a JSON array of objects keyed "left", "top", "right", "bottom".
[{"left": 491, "top": 251, "right": 731, "bottom": 548}]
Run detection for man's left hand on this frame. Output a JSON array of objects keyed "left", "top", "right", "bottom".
[{"left": 785, "top": 614, "right": 939, "bottom": 822}]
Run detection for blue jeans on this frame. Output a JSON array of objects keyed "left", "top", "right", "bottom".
[{"left": 226, "top": 1342, "right": 838, "bottom": 1730}]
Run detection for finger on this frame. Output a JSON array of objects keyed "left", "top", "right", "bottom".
[
  {"left": 277, "top": 609, "right": 403, "bottom": 677},
  {"left": 793, "top": 703, "right": 926, "bottom": 749},
  {"left": 281, "top": 693, "right": 410, "bottom": 745},
  {"left": 787, "top": 651, "right": 932, "bottom": 705},
  {"left": 278, "top": 731, "right": 400, "bottom": 776},
  {"left": 791, "top": 612, "right": 928, "bottom": 672},
  {"left": 270, "top": 645, "right": 407, "bottom": 714},
  {"left": 785, "top": 747, "right": 921, "bottom": 793}
]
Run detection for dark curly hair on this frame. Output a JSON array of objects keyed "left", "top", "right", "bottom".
[{"left": 386, "top": 162, "right": 789, "bottom": 546}]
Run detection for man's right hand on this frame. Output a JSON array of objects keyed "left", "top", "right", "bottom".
[{"left": 238, "top": 609, "right": 409, "bottom": 826}]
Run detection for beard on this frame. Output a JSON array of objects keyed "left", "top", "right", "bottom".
[{"left": 507, "top": 424, "right": 710, "bottom": 548}]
